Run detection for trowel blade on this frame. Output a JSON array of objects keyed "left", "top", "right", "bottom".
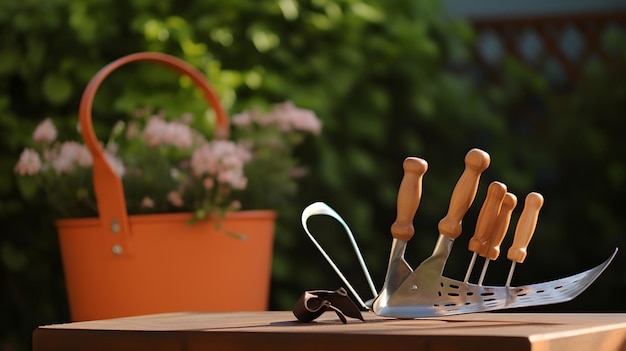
[{"left": 375, "top": 248, "right": 617, "bottom": 319}]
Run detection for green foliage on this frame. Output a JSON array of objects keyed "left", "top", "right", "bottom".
[{"left": 2, "top": 1, "right": 626, "bottom": 350}]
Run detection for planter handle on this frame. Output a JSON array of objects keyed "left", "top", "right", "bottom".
[{"left": 78, "top": 52, "right": 230, "bottom": 257}]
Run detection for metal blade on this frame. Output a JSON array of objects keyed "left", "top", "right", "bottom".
[
  {"left": 373, "top": 239, "right": 413, "bottom": 309},
  {"left": 375, "top": 248, "right": 617, "bottom": 319},
  {"left": 373, "top": 234, "right": 454, "bottom": 314}
]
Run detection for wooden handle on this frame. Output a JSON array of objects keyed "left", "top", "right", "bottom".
[
  {"left": 390, "top": 157, "right": 428, "bottom": 241},
  {"left": 438, "top": 149, "right": 490, "bottom": 239},
  {"left": 482, "top": 192, "right": 517, "bottom": 260},
  {"left": 468, "top": 181, "right": 506, "bottom": 253},
  {"left": 507, "top": 192, "right": 544, "bottom": 263}
]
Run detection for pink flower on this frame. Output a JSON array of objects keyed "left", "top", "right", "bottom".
[
  {"left": 271, "top": 101, "right": 322, "bottom": 135},
  {"left": 75, "top": 145, "right": 93, "bottom": 167},
  {"left": 14, "top": 103, "right": 321, "bottom": 218},
  {"left": 190, "top": 140, "right": 252, "bottom": 190},
  {"left": 32, "top": 118, "right": 58, "bottom": 144},
  {"left": 217, "top": 169, "right": 248, "bottom": 190},
  {"left": 51, "top": 141, "right": 91, "bottom": 174},
  {"left": 231, "top": 111, "right": 254, "bottom": 127},
  {"left": 162, "top": 121, "right": 193, "bottom": 148},
  {"left": 140, "top": 197, "right": 155, "bottom": 208},
  {"left": 141, "top": 117, "right": 194, "bottom": 148},
  {"left": 14, "top": 149, "right": 42, "bottom": 175},
  {"left": 167, "top": 191, "right": 184, "bottom": 207},
  {"left": 142, "top": 117, "right": 167, "bottom": 147},
  {"left": 191, "top": 144, "right": 218, "bottom": 176},
  {"left": 232, "top": 102, "right": 322, "bottom": 135}
]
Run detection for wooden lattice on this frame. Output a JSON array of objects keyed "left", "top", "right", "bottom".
[{"left": 470, "top": 12, "right": 626, "bottom": 85}]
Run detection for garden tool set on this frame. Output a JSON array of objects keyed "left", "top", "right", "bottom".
[{"left": 299, "top": 149, "right": 617, "bottom": 320}]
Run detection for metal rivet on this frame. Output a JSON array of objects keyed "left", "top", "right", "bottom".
[
  {"left": 111, "top": 219, "right": 120, "bottom": 233},
  {"left": 112, "top": 245, "right": 123, "bottom": 255},
  {"left": 411, "top": 284, "right": 418, "bottom": 291}
]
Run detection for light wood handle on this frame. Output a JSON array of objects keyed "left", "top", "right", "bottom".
[
  {"left": 507, "top": 192, "right": 544, "bottom": 263},
  {"left": 468, "top": 181, "right": 506, "bottom": 253},
  {"left": 482, "top": 192, "right": 517, "bottom": 260},
  {"left": 438, "top": 149, "right": 490, "bottom": 239},
  {"left": 390, "top": 157, "right": 428, "bottom": 241}
]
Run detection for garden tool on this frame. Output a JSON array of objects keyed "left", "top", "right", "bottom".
[
  {"left": 373, "top": 187, "right": 618, "bottom": 319},
  {"left": 463, "top": 181, "right": 508, "bottom": 283},
  {"left": 301, "top": 149, "right": 617, "bottom": 320},
  {"left": 373, "top": 148, "right": 491, "bottom": 315},
  {"left": 301, "top": 202, "right": 378, "bottom": 309},
  {"left": 377, "top": 157, "right": 429, "bottom": 306},
  {"left": 505, "top": 192, "right": 543, "bottom": 287},
  {"left": 477, "top": 192, "right": 517, "bottom": 286}
]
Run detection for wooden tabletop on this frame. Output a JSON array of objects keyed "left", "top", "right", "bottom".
[{"left": 33, "top": 311, "right": 626, "bottom": 351}]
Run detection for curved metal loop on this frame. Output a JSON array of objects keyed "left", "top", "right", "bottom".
[{"left": 301, "top": 202, "right": 377, "bottom": 309}]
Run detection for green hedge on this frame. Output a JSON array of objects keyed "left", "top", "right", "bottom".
[{"left": 1, "top": 1, "right": 625, "bottom": 350}]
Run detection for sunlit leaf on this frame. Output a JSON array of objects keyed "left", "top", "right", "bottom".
[{"left": 42, "top": 73, "right": 73, "bottom": 105}]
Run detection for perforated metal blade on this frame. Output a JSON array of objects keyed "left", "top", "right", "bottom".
[{"left": 374, "top": 247, "right": 618, "bottom": 319}]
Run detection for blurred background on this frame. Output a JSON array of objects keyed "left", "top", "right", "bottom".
[{"left": 1, "top": 0, "right": 625, "bottom": 350}]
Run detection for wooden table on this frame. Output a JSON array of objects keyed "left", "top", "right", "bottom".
[{"left": 33, "top": 311, "right": 626, "bottom": 351}]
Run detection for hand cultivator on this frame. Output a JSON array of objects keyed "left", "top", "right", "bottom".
[{"left": 301, "top": 149, "right": 617, "bottom": 319}]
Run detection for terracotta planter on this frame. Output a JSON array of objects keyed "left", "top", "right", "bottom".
[
  {"left": 56, "top": 52, "right": 276, "bottom": 321},
  {"left": 56, "top": 211, "right": 276, "bottom": 321}
]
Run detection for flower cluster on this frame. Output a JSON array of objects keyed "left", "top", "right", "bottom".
[
  {"left": 14, "top": 102, "right": 321, "bottom": 220},
  {"left": 15, "top": 119, "right": 93, "bottom": 177}
]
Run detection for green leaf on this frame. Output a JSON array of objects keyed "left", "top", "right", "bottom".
[
  {"left": 16, "top": 175, "right": 40, "bottom": 200},
  {"left": 42, "top": 73, "right": 73, "bottom": 105},
  {"left": 0, "top": 48, "right": 20, "bottom": 75}
]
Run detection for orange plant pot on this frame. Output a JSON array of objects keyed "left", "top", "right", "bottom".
[
  {"left": 56, "top": 52, "right": 278, "bottom": 321},
  {"left": 56, "top": 210, "right": 276, "bottom": 321}
]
